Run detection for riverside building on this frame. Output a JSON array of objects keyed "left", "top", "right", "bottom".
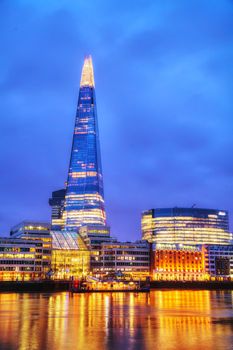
[
  {"left": 0, "top": 229, "right": 52, "bottom": 281},
  {"left": 62, "top": 56, "right": 107, "bottom": 231},
  {"left": 50, "top": 231, "right": 90, "bottom": 279},
  {"left": 150, "top": 243, "right": 207, "bottom": 281},
  {"left": 204, "top": 244, "right": 233, "bottom": 280},
  {"left": 142, "top": 207, "right": 231, "bottom": 245},
  {"left": 5, "top": 221, "right": 52, "bottom": 280},
  {"left": 91, "top": 240, "right": 150, "bottom": 280},
  {"left": 10, "top": 222, "right": 52, "bottom": 262},
  {"left": 48, "top": 56, "right": 111, "bottom": 275}
]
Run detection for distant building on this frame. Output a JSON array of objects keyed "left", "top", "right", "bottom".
[
  {"left": 91, "top": 240, "right": 150, "bottom": 280},
  {"left": 62, "top": 56, "right": 106, "bottom": 230},
  {"left": 50, "top": 231, "right": 90, "bottom": 279},
  {"left": 151, "top": 243, "right": 206, "bottom": 281},
  {"left": 142, "top": 207, "right": 231, "bottom": 245},
  {"left": 204, "top": 245, "right": 233, "bottom": 280},
  {"left": 49, "top": 189, "right": 66, "bottom": 230}
]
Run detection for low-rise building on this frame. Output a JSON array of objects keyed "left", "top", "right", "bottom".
[
  {"left": 151, "top": 243, "right": 207, "bottom": 281},
  {"left": 10, "top": 221, "right": 52, "bottom": 278},
  {"left": 10, "top": 221, "right": 51, "bottom": 237},
  {"left": 204, "top": 244, "right": 233, "bottom": 280},
  {"left": 79, "top": 225, "right": 115, "bottom": 250},
  {"left": 79, "top": 225, "right": 118, "bottom": 273},
  {"left": 91, "top": 240, "right": 150, "bottom": 280},
  {"left": 50, "top": 231, "right": 90, "bottom": 279},
  {"left": 0, "top": 237, "right": 51, "bottom": 281}
]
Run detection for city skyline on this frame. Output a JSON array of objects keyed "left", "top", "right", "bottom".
[{"left": 0, "top": 1, "right": 233, "bottom": 240}]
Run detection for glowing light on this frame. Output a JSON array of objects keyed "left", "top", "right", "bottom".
[{"left": 80, "top": 55, "right": 95, "bottom": 87}]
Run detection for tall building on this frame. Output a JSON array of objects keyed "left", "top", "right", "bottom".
[
  {"left": 49, "top": 189, "right": 66, "bottom": 230},
  {"left": 142, "top": 207, "right": 231, "bottom": 245},
  {"left": 62, "top": 56, "right": 106, "bottom": 231}
]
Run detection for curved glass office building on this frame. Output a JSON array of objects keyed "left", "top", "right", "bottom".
[
  {"left": 141, "top": 207, "right": 231, "bottom": 245},
  {"left": 63, "top": 56, "right": 106, "bottom": 230}
]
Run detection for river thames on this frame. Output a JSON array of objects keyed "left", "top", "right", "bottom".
[{"left": 0, "top": 290, "right": 232, "bottom": 350}]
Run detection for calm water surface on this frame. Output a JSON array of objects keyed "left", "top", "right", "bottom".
[{"left": 0, "top": 290, "right": 233, "bottom": 350}]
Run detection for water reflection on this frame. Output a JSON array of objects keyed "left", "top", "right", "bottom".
[{"left": 0, "top": 291, "right": 232, "bottom": 350}]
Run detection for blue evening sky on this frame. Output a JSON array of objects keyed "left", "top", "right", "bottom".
[{"left": 0, "top": 0, "right": 233, "bottom": 240}]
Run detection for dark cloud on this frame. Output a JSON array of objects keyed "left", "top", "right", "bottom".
[{"left": 0, "top": 0, "right": 232, "bottom": 240}]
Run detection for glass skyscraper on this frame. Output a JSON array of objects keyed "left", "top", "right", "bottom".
[{"left": 62, "top": 56, "right": 106, "bottom": 231}]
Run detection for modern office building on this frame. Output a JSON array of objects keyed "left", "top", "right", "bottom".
[
  {"left": 50, "top": 231, "right": 90, "bottom": 279},
  {"left": 78, "top": 225, "right": 117, "bottom": 273},
  {"left": 1, "top": 221, "right": 91, "bottom": 281},
  {"left": 142, "top": 207, "right": 231, "bottom": 245},
  {"left": 62, "top": 56, "right": 106, "bottom": 231},
  {"left": 79, "top": 225, "right": 114, "bottom": 250},
  {"left": 204, "top": 244, "right": 233, "bottom": 280},
  {"left": 0, "top": 237, "right": 51, "bottom": 281},
  {"left": 91, "top": 240, "right": 150, "bottom": 280},
  {"left": 10, "top": 222, "right": 52, "bottom": 263},
  {"left": 10, "top": 221, "right": 50, "bottom": 237},
  {"left": 151, "top": 243, "right": 206, "bottom": 281},
  {"left": 8, "top": 221, "right": 52, "bottom": 280},
  {"left": 49, "top": 189, "right": 66, "bottom": 230}
]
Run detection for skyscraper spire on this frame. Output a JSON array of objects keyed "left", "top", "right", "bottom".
[
  {"left": 80, "top": 55, "right": 95, "bottom": 87},
  {"left": 62, "top": 56, "right": 106, "bottom": 231}
]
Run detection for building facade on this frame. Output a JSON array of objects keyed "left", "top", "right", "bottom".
[
  {"left": 142, "top": 207, "right": 231, "bottom": 245},
  {"left": 0, "top": 237, "right": 51, "bottom": 281},
  {"left": 151, "top": 243, "right": 206, "bottom": 281},
  {"left": 49, "top": 189, "right": 66, "bottom": 230},
  {"left": 91, "top": 241, "right": 150, "bottom": 280},
  {"left": 50, "top": 231, "right": 90, "bottom": 279},
  {"left": 62, "top": 56, "right": 106, "bottom": 231},
  {"left": 10, "top": 221, "right": 50, "bottom": 237},
  {"left": 8, "top": 221, "right": 52, "bottom": 280},
  {"left": 79, "top": 225, "right": 114, "bottom": 250},
  {"left": 204, "top": 244, "right": 233, "bottom": 280}
]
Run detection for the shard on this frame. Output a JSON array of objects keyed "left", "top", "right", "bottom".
[{"left": 63, "top": 56, "right": 106, "bottom": 231}]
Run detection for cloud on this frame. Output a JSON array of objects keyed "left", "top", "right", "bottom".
[{"left": 0, "top": 0, "right": 232, "bottom": 239}]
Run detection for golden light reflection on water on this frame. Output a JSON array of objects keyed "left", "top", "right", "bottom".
[{"left": 0, "top": 291, "right": 233, "bottom": 350}]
